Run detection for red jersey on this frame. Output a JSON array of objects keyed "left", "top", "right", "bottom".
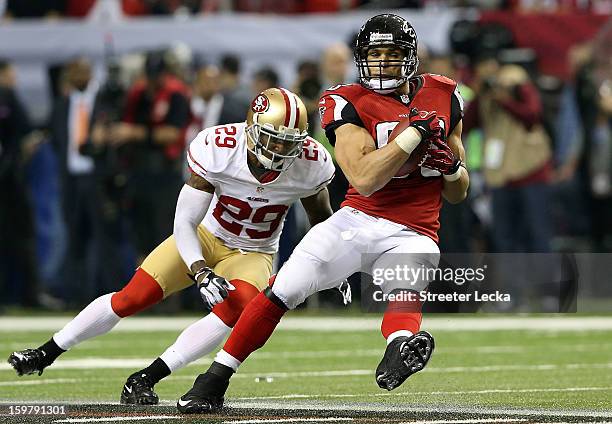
[
  {"left": 319, "top": 74, "right": 463, "bottom": 243},
  {"left": 123, "top": 75, "right": 191, "bottom": 162}
]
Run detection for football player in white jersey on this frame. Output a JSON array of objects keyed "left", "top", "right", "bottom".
[{"left": 8, "top": 88, "right": 337, "bottom": 404}]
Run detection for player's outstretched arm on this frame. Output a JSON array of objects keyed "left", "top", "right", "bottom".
[
  {"left": 300, "top": 187, "right": 334, "bottom": 227},
  {"left": 334, "top": 124, "right": 413, "bottom": 197},
  {"left": 174, "top": 173, "right": 215, "bottom": 273}
]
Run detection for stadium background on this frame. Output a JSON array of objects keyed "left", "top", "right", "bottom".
[{"left": 1, "top": 0, "right": 611, "bottom": 311}]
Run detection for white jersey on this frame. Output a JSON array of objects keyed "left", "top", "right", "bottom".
[{"left": 187, "top": 122, "right": 335, "bottom": 254}]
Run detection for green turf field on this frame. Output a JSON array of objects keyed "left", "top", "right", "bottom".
[{"left": 1, "top": 315, "right": 611, "bottom": 423}]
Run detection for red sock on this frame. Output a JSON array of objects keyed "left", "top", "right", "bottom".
[
  {"left": 110, "top": 268, "right": 164, "bottom": 318},
  {"left": 381, "top": 294, "right": 422, "bottom": 339},
  {"left": 212, "top": 280, "right": 260, "bottom": 327},
  {"left": 222, "top": 291, "right": 286, "bottom": 362}
]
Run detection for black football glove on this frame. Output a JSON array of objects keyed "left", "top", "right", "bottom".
[
  {"left": 191, "top": 267, "right": 235, "bottom": 311},
  {"left": 408, "top": 108, "right": 443, "bottom": 141}
]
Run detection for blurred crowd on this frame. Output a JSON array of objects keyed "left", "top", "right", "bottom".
[
  {"left": 1, "top": 12, "right": 611, "bottom": 310},
  {"left": 0, "top": 0, "right": 610, "bottom": 19}
]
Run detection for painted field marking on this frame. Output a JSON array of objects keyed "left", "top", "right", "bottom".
[
  {"left": 223, "top": 419, "right": 354, "bottom": 424},
  {"left": 53, "top": 416, "right": 180, "bottom": 423},
  {"left": 400, "top": 420, "right": 526, "bottom": 424},
  {"left": 234, "top": 385, "right": 612, "bottom": 401},
  {"left": 0, "top": 378, "right": 78, "bottom": 386},
  {"left": 2, "top": 361, "right": 612, "bottom": 376},
  {"left": 3, "top": 316, "right": 612, "bottom": 332}
]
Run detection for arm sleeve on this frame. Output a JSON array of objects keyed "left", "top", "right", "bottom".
[
  {"left": 173, "top": 184, "right": 214, "bottom": 268},
  {"left": 319, "top": 94, "right": 364, "bottom": 146}
]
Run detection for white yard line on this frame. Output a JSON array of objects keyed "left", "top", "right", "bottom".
[
  {"left": 400, "top": 420, "right": 526, "bottom": 424},
  {"left": 0, "top": 378, "right": 78, "bottom": 386},
  {"left": 2, "top": 358, "right": 611, "bottom": 374},
  {"left": 222, "top": 419, "right": 353, "bottom": 424},
  {"left": 1, "top": 344, "right": 609, "bottom": 362},
  {"left": 53, "top": 417, "right": 180, "bottom": 423},
  {"left": 2, "top": 316, "right": 612, "bottom": 332},
  {"left": 234, "top": 385, "right": 612, "bottom": 401}
]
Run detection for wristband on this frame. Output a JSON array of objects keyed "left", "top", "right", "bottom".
[
  {"left": 193, "top": 266, "right": 210, "bottom": 283},
  {"left": 394, "top": 127, "right": 422, "bottom": 155},
  {"left": 443, "top": 162, "right": 463, "bottom": 182}
]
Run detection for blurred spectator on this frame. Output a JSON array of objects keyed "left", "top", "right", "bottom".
[
  {"left": 571, "top": 25, "right": 612, "bottom": 250},
  {"left": 0, "top": 59, "right": 41, "bottom": 306},
  {"left": 219, "top": 54, "right": 249, "bottom": 99},
  {"left": 49, "top": 57, "right": 106, "bottom": 304},
  {"left": 320, "top": 42, "right": 351, "bottom": 88},
  {"left": 190, "top": 63, "right": 243, "bottom": 131},
  {"left": 294, "top": 60, "right": 321, "bottom": 127},
  {"left": 313, "top": 43, "right": 353, "bottom": 211},
  {"left": 111, "top": 50, "right": 190, "bottom": 262},
  {"left": 464, "top": 57, "right": 553, "bottom": 252},
  {"left": 218, "top": 53, "right": 250, "bottom": 119},
  {"left": 79, "top": 59, "right": 134, "bottom": 290},
  {"left": 65, "top": 0, "right": 97, "bottom": 17},
  {"left": 251, "top": 66, "right": 279, "bottom": 96},
  {"left": 4, "top": 0, "right": 65, "bottom": 19}
]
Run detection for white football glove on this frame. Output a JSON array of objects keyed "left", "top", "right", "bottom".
[
  {"left": 194, "top": 267, "right": 235, "bottom": 311},
  {"left": 338, "top": 279, "right": 352, "bottom": 305}
]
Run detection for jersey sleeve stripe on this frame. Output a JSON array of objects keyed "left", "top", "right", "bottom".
[
  {"left": 330, "top": 94, "right": 348, "bottom": 121},
  {"left": 187, "top": 147, "right": 207, "bottom": 176}
]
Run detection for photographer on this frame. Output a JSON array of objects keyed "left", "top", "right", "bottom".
[{"left": 464, "top": 56, "right": 553, "bottom": 253}]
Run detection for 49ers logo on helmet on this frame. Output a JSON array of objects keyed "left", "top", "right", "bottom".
[{"left": 251, "top": 94, "right": 269, "bottom": 113}]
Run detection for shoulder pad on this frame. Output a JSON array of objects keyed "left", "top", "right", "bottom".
[
  {"left": 421, "top": 73, "right": 457, "bottom": 93},
  {"left": 322, "top": 83, "right": 366, "bottom": 97}
]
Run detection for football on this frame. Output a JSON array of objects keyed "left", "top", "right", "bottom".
[{"left": 389, "top": 117, "right": 430, "bottom": 177}]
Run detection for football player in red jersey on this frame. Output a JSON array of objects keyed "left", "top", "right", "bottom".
[{"left": 177, "top": 14, "right": 469, "bottom": 413}]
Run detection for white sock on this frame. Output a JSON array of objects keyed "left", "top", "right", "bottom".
[
  {"left": 214, "top": 349, "right": 242, "bottom": 371},
  {"left": 386, "top": 330, "right": 413, "bottom": 345},
  {"left": 159, "top": 313, "right": 231, "bottom": 372},
  {"left": 53, "top": 293, "right": 121, "bottom": 350}
]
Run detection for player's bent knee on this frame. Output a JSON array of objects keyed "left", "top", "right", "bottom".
[
  {"left": 110, "top": 268, "right": 164, "bottom": 318},
  {"left": 212, "top": 280, "right": 260, "bottom": 327},
  {"left": 265, "top": 286, "right": 290, "bottom": 310}
]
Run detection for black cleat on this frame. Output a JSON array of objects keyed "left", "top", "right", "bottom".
[
  {"left": 8, "top": 349, "right": 48, "bottom": 376},
  {"left": 177, "top": 371, "right": 229, "bottom": 414},
  {"left": 120, "top": 372, "right": 159, "bottom": 405},
  {"left": 376, "top": 331, "right": 435, "bottom": 391}
]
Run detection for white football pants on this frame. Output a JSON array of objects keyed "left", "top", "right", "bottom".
[{"left": 272, "top": 207, "right": 440, "bottom": 309}]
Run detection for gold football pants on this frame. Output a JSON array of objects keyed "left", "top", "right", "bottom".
[{"left": 140, "top": 225, "right": 273, "bottom": 298}]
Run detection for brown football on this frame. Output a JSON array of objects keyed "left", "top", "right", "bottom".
[{"left": 388, "top": 117, "right": 429, "bottom": 177}]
